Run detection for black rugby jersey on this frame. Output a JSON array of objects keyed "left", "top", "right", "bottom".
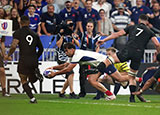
[
  {"left": 124, "top": 23, "right": 155, "bottom": 50},
  {"left": 13, "top": 26, "right": 43, "bottom": 62}
]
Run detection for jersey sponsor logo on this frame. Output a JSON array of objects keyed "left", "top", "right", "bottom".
[
  {"left": 140, "top": 8, "right": 143, "bottom": 12},
  {"left": 92, "top": 14, "right": 95, "bottom": 18},
  {"left": 1, "top": 22, "right": 8, "bottom": 30},
  {"left": 72, "top": 13, "right": 75, "bottom": 17},
  {"left": 34, "top": 17, "right": 38, "bottom": 21}
]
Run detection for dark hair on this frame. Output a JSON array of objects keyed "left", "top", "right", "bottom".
[
  {"left": 99, "top": 9, "right": 105, "bottom": 13},
  {"left": 87, "top": 19, "right": 94, "bottom": 25},
  {"left": 28, "top": 4, "right": 36, "bottom": 9},
  {"left": 64, "top": 43, "right": 76, "bottom": 50},
  {"left": 85, "top": 0, "right": 92, "bottom": 3},
  {"left": 0, "top": 7, "right": 7, "bottom": 19},
  {"left": 139, "top": 14, "right": 148, "bottom": 21},
  {"left": 21, "top": 15, "right": 30, "bottom": 23},
  {"left": 65, "top": 18, "right": 73, "bottom": 24},
  {"left": 157, "top": 53, "right": 160, "bottom": 62}
]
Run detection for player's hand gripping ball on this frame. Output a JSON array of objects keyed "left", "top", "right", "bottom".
[{"left": 43, "top": 69, "right": 56, "bottom": 79}]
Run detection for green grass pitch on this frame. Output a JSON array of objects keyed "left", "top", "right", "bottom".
[{"left": 0, "top": 94, "right": 160, "bottom": 115}]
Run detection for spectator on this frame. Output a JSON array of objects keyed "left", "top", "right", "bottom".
[
  {"left": 149, "top": 2, "right": 160, "bottom": 34},
  {"left": 145, "top": 0, "right": 159, "bottom": 9},
  {"left": 8, "top": 8, "right": 20, "bottom": 32},
  {"left": 110, "top": 3, "right": 131, "bottom": 50},
  {"left": 79, "top": 20, "right": 101, "bottom": 97},
  {"left": 130, "top": 0, "right": 154, "bottom": 25},
  {"left": 41, "top": 4, "right": 62, "bottom": 36},
  {"left": 1, "top": 0, "right": 13, "bottom": 18},
  {"left": 18, "top": 0, "right": 30, "bottom": 16},
  {"left": 72, "top": 0, "right": 83, "bottom": 33},
  {"left": 25, "top": 5, "right": 41, "bottom": 36},
  {"left": 36, "top": 0, "right": 46, "bottom": 16},
  {"left": 0, "top": 7, "right": 10, "bottom": 97},
  {"left": 78, "top": 0, "right": 101, "bottom": 33},
  {"left": 120, "top": 0, "right": 132, "bottom": 9},
  {"left": 55, "top": 0, "right": 73, "bottom": 10},
  {"left": 111, "top": 3, "right": 131, "bottom": 32},
  {"left": 110, "top": 0, "right": 121, "bottom": 16},
  {"left": 92, "top": 0, "right": 112, "bottom": 18},
  {"left": 72, "top": 0, "right": 82, "bottom": 14},
  {"left": 55, "top": 19, "right": 80, "bottom": 99},
  {"left": 59, "top": 1, "right": 79, "bottom": 33},
  {"left": 24, "top": 0, "right": 42, "bottom": 16},
  {"left": 99, "top": 9, "right": 114, "bottom": 36},
  {"left": 42, "top": 0, "right": 60, "bottom": 14}
]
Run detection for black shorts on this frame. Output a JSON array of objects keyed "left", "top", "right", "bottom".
[
  {"left": 18, "top": 61, "right": 38, "bottom": 75},
  {"left": 0, "top": 55, "right": 4, "bottom": 67},
  {"left": 65, "top": 70, "right": 74, "bottom": 79},
  {"left": 117, "top": 47, "right": 144, "bottom": 70},
  {"left": 19, "top": 73, "right": 38, "bottom": 83},
  {"left": 153, "top": 67, "right": 160, "bottom": 80}
]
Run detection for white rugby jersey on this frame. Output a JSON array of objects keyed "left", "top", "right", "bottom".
[{"left": 70, "top": 49, "right": 107, "bottom": 67}]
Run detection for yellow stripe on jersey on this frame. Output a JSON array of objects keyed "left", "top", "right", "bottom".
[{"left": 114, "top": 62, "right": 130, "bottom": 72}]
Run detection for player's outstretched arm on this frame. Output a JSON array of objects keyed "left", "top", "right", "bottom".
[
  {"left": 48, "top": 63, "right": 77, "bottom": 78},
  {"left": 96, "top": 30, "right": 126, "bottom": 45},
  {"left": 46, "top": 62, "right": 69, "bottom": 70}
]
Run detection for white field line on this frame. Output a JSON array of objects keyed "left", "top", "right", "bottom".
[{"left": 39, "top": 100, "right": 160, "bottom": 109}]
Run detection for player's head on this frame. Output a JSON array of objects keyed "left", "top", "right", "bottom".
[
  {"left": 106, "top": 47, "right": 117, "bottom": 56},
  {"left": 138, "top": 14, "right": 148, "bottom": 24},
  {"left": 20, "top": 15, "right": 30, "bottom": 27},
  {"left": 63, "top": 43, "right": 76, "bottom": 57}
]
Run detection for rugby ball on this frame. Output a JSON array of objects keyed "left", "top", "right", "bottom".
[{"left": 43, "top": 69, "right": 56, "bottom": 78}]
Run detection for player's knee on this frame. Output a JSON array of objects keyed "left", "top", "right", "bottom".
[
  {"left": 88, "top": 77, "right": 96, "bottom": 85},
  {"left": 128, "top": 71, "right": 137, "bottom": 77}
]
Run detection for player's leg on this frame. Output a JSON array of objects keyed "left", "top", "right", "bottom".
[
  {"left": 88, "top": 72, "right": 116, "bottom": 101},
  {"left": 0, "top": 67, "right": 7, "bottom": 96},
  {"left": 67, "top": 73, "right": 79, "bottom": 99},
  {"left": 59, "top": 79, "right": 68, "bottom": 98},
  {"left": 0, "top": 55, "right": 10, "bottom": 97},
  {"left": 19, "top": 73, "right": 37, "bottom": 103},
  {"left": 93, "top": 75, "right": 114, "bottom": 100},
  {"left": 79, "top": 65, "right": 87, "bottom": 97},
  {"left": 128, "top": 68, "right": 137, "bottom": 102}
]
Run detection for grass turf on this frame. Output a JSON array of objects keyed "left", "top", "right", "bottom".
[{"left": 0, "top": 94, "right": 160, "bottom": 115}]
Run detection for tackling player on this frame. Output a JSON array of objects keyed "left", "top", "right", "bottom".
[{"left": 96, "top": 14, "right": 160, "bottom": 102}]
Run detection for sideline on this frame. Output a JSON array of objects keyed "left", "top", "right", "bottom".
[{"left": 39, "top": 100, "right": 160, "bottom": 109}]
